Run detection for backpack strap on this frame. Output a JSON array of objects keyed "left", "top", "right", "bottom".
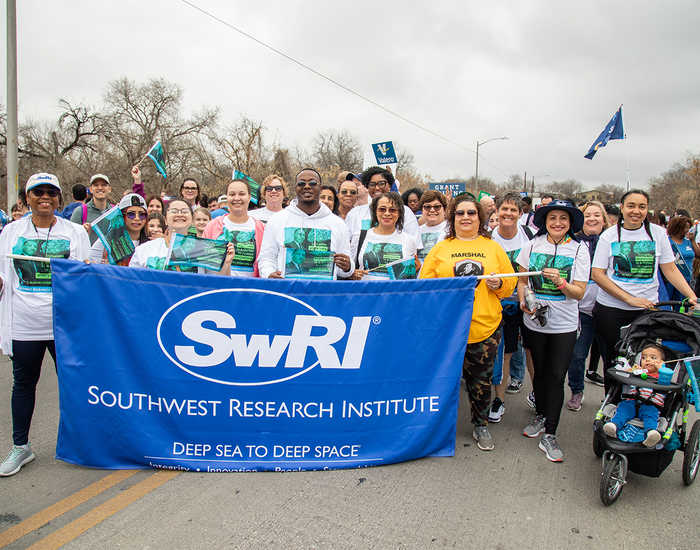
[
  {"left": 355, "top": 229, "right": 368, "bottom": 268},
  {"left": 81, "top": 203, "right": 88, "bottom": 224},
  {"left": 522, "top": 225, "right": 534, "bottom": 240}
]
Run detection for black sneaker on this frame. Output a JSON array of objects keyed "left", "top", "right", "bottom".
[
  {"left": 585, "top": 371, "right": 604, "bottom": 386},
  {"left": 488, "top": 398, "right": 505, "bottom": 423},
  {"left": 506, "top": 379, "right": 523, "bottom": 394}
]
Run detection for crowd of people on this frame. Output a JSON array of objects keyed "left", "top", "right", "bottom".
[{"left": 0, "top": 165, "right": 698, "bottom": 476}]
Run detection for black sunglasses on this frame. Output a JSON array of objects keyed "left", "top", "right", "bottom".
[{"left": 30, "top": 187, "right": 60, "bottom": 198}]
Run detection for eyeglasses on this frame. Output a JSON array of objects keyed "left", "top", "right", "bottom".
[
  {"left": 340, "top": 190, "right": 358, "bottom": 196},
  {"left": 377, "top": 206, "right": 399, "bottom": 215},
  {"left": 125, "top": 211, "right": 147, "bottom": 220},
  {"left": 296, "top": 180, "right": 319, "bottom": 188},
  {"left": 455, "top": 209, "right": 478, "bottom": 217},
  {"left": 423, "top": 204, "right": 443, "bottom": 212},
  {"left": 30, "top": 187, "right": 61, "bottom": 198},
  {"left": 367, "top": 180, "right": 389, "bottom": 188},
  {"left": 181, "top": 186, "right": 198, "bottom": 191},
  {"left": 266, "top": 185, "right": 283, "bottom": 192},
  {"left": 168, "top": 208, "right": 191, "bottom": 215}
]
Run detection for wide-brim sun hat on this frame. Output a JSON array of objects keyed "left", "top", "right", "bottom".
[
  {"left": 26, "top": 173, "right": 60, "bottom": 192},
  {"left": 118, "top": 193, "right": 147, "bottom": 210},
  {"left": 533, "top": 199, "right": 584, "bottom": 233}
]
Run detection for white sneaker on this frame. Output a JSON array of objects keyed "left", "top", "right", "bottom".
[
  {"left": 0, "top": 444, "right": 35, "bottom": 477},
  {"left": 488, "top": 398, "right": 505, "bottom": 423}
]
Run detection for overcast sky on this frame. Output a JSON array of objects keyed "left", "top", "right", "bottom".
[{"left": 3, "top": 0, "right": 700, "bottom": 190}]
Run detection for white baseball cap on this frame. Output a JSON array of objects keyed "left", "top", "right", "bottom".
[
  {"left": 218, "top": 194, "right": 227, "bottom": 203},
  {"left": 90, "top": 174, "right": 111, "bottom": 186},
  {"left": 26, "top": 173, "right": 61, "bottom": 192},
  {"left": 118, "top": 193, "right": 147, "bottom": 211}
]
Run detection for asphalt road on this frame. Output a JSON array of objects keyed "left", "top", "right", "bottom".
[{"left": 1, "top": 353, "right": 698, "bottom": 549}]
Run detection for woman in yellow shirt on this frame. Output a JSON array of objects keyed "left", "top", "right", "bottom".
[{"left": 420, "top": 195, "right": 515, "bottom": 451}]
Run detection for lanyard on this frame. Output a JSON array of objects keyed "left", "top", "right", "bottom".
[{"left": 31, "top": 219, "right": 55, "bottom": 257}]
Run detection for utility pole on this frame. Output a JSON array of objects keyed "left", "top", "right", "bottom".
[{"left": 6, "top": 0, "right": 18, "bottom": 211}]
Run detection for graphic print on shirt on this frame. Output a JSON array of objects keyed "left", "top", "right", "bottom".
[
  {"left": 611, "top": 241, "right": 656, "bottom": 283},
  {"left": 12, "top": 237, "right": 70, "bottom": 292},
  {"left": 362, "top": 242, "right": 402, "bottom": 278},
  {"left": 453, "top": 258, "right": 484, "bottom": 278},
  {"left": 283, "top": 227, "right": 334, "bottom": 279},
  {"left": 145, "top": 256, "right": 198, "bottom": 273},
  {"left": 419, "top": 231, "right": 440, "bottom": 260},
  {"left": 221, "top": 227, "right": 256, "bottom": 272},
  {"left": 505, "top": 248, "right": 521, "bottom": 272},
  {"left": 528, "top": 252, "right": 574, "bottom": 300},
  {"left": 361, "top": 218, "right": 371, "bottom": 231},
  {"left": 670, "top": 241, "right": 692, "bottom": 281}
]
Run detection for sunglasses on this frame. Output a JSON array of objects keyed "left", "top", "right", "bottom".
[
  {"left": 296, "top": 180, "right": 319, "bottom": 187},
  {"left": 266, "top": 185, "right": 283, "bottom": 192},
  {"left": 455, "top": 209, "right": 478, "bottom": 217},
  {"left": 30, "top": 187, "right": 61, "bottom": 198},
  {"left": 377, "top": 206, "right": 399, "bottom": 215},
  {"left": 423, "top": 204, "right": 443, "bottom": 212},
  {"left": 340, "top": 190, "right": 358, "bottom": 196},
  {"left": 125, "top": 211, "right": 147, "bottom": 220}
]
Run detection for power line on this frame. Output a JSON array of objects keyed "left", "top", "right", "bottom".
[{"left": 178, "top": 0, "right": 512, "bottom": 179}]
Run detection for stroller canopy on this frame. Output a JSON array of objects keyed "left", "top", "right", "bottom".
[{"left": 617, "top": 310, "right": 700, "bottom": 360}]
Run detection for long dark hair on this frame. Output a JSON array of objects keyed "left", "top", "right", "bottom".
[
  {"left": 320, "top": 184, "right": 339, "bottom": 214},
  {"left": 446, "top": 196, "right": 490, "bottom": 240}
]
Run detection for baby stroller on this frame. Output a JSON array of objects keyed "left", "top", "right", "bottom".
[{"left": 592, "top": 305, "right": 700, "bottom": 505}]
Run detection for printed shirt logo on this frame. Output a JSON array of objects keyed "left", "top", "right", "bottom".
[
  {"left": 418, "top": 232, "right": 440, "bottom": 261},
  {"left": 284, "top": 227, "right": 334, "bottom": 280},
  {"left": 528, "top": 252, "right": 573, "bottom": 301},
  {"left": 453, "top": 258, "right": 484, "bottom": 277},
  {"left": 505, "top": 248, "right": 521, "bottom": 272},
  {"left": 12, "top": 237, "right": 70, "bottom": 292},
  {"left": 363, "top": 242, "right": 402, "bottom": 278},
  {"left": 611, "top": 240, "right": 656, "bottom": 282},
  {"left": 221, "top": 228, "right": 256, "bottom": 271}
]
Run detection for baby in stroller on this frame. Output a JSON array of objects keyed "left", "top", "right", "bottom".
[{"left": 603, "top": 344, "right": 667, "bottom": 447}]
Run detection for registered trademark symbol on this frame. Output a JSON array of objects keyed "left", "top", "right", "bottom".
[{"left": 372, "top": 316, "right": 382, "bottom": 325}]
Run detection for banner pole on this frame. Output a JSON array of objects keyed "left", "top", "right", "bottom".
[
  {"left": 8, "top": 253, "right": 51, "bottom": 263},
  {"left": 475, "top": 271, "right": 541, "bottom": 280}
]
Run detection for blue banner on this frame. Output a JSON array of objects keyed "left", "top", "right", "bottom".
[
  {"left": 52, "top": 260, "right": 476, "bottom": 472},
  {"left": 429, "top": 182, "right": 466, "bottom": 195},
  {"left": 584, "top": 106, "right": 625, "bottom": 159}
]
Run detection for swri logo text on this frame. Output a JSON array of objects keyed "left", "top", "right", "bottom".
[{"left": 156, "top": 289, "right": 372, "bottom": 386}]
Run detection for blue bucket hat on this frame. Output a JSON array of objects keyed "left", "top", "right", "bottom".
[{"left": 533, "top": 199, "right": 584, "bottom": 234}]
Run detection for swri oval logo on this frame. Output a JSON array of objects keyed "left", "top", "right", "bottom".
[{"left": 157, "top": 289, "right": 371, "bottom": 386}]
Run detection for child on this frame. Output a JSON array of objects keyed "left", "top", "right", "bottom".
[{"left": 603, "top": 344, "right": 666, "bottom": 447}]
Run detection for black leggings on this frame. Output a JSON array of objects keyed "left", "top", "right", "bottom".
[
  {"left": 11, "top": 340, "right": 56, "bottom": 446},
  {"left": 524, "top": 328, "right": 577, "bottom": 435},
  {"left": 592, "top": 303, "right": 643, "bottom": 393}
]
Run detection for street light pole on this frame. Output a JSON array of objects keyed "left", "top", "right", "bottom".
[
  {"left": 6, "top": 0, "right": 18, "bottom": 211},
  {"left": 475, "top": 136, "right": 508, "bottom": 190}
]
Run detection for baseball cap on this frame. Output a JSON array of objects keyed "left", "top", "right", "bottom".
[
  {"left": 218, "top": 194, "right": 227, "bottom": 203},
  {"left": 90, "top": 174, "right": 111, "bottom": 186},
  {"left": 345, "top": 172, "right": 362, "bottom": 182},
  {"left": 118, "top": 193, "right": 147, "bottom": 211},
  {"left": 26, "top": 173, "right": 61, "bottom": 193}
]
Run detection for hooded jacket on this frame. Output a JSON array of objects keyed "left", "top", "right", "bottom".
[{"left": 258, "top": 202, "right": 353, "bottom": 279}]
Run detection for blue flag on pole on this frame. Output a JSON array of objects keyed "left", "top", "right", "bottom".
[
  {"left": 146, "top": 141, "right": 167, "bottom": 178},
  {"left": 51, "top": 260, "right": 476, "bottom": 472},
  {"left": 584, "top": 106, "right": 625, "bottom": 159}
]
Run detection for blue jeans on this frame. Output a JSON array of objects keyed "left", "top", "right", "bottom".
[
  {"left": 491, "top": 332, "right": 525, "bottom": 384},
  {"left": 612, "top": 400, "right": 660, "bottom": 433},
  {"left": 567, "top": 312, "right": 593, "bottom": 394}
]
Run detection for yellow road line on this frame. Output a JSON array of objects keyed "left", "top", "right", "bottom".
[
  {"left": 27, "top": 471, "right": 180, "bottom": 550},
  {"left": 0, "top": 470, "right": 137, "bottom": 548}
]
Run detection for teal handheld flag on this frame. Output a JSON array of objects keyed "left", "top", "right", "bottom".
[
  {"left": 584, "top": 106, "right": 624, "bottom": 159},
  {"left": 233, "top": 169, "right": 261, "bottom": 205},
  {"left": 145, "top": 140, "right": 167, "bottom": 178}
]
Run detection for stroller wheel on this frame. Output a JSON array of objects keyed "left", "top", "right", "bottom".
[
  {"left": 600, "top": 452, "right": 627, "bottom": 506},
  {"left": 682, "top": 420, "right": 700, "bottom": 486}
]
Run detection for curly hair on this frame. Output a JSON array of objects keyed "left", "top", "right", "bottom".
[{"left": 361, "top": 166, "right": 395, "bottom": 189}]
